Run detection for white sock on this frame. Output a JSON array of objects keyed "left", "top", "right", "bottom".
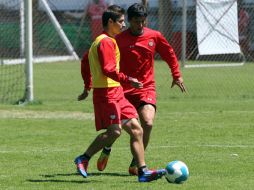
[{"left": 104, "top": 146, "right": 111, "bottom": 150}]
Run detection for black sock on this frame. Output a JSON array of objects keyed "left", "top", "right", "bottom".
[
  {"left": 138, "top": 165, "right": 147, "bottom": 176},
  {"left": 102, "top": 147, "right": 111, "bottom": 155},
  {"left": 130, "top": 158, "right": 137, "bottom": 167},
  {"left": 82, "top": 153, "right": 91, "bottom": 161}
]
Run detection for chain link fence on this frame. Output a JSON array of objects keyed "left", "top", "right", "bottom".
[{"left": 0, "top": 0, "right": 253, "bottom": 103}]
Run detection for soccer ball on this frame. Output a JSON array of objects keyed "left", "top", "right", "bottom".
[{"left": 165, "top": 160, "right": 189, "bottom": 184}]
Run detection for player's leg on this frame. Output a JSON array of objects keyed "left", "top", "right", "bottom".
[
  {"left": 138, "top": 104, "right": 156, "bottom": 149},
  {"left": 84, "top": 124, "right": 121, "bottom": 157},
  {"left": 75, "top": 124, "right": 121, "bottom": 177},
  {"left": 122, "top": 118, "right": 165, "bottom": 182},
  {"left": 97, "top": 94, "right": 136, "bottom": 171},
  {"left": 122, "top": 118, "right": 145, "bottom": 167},
  {"left": 94, "top": 98, "right": 119, "bottom": 171},
  {"left": 129, "top": 103, "right": 156, "bottom": 175}
]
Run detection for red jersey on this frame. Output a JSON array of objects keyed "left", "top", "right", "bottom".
[
  {"left": 116, "top": 27, "right": 181, "bottom": 94},
  {"left": 238, "top": 9, "right": 250, "bottom": 36},
  {"left": 87, "top": 0, "right": 107, "bottom": 40}
]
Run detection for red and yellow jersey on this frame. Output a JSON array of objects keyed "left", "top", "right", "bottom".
[
  {"left": 116, "top": 27, "right": 181, "bottom": 93},
  {"left": 88, "top": 33, "right": 120, "bottom": 88},
  {"left": 81, "top": 32, "right": 129, "bottom": 90}
]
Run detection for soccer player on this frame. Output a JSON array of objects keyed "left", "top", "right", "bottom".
[
  {"left": 86, "top": 0, "right": 108, "bottom": 40},
  {"left": 97, "top": 3, "right": 186, "bottom": 175},
  {"left": 75, "top": 5, "right": 165, "bottom": 182}
]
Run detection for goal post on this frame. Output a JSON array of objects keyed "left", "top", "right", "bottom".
[
  {"left": 24, "top": 0, "right": 33, "bottom": 102},
  {"left": 0, "top": 0, "right": 79, "bottom": 104}
]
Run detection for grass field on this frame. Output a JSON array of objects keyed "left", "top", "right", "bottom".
[{"left": 0, "top": 61, "right": 254, "bottom": 190}]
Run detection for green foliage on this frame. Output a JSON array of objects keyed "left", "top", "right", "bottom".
[{"left": 0, "top": 61, "right": 254, "bottom": 189}]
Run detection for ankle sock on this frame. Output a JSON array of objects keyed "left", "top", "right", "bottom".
[
  {"left": 82, "top": 153, "right": 91, "bottom": 161},
  {"left": 102, "top": 147, "right": 111, "bottom": 155},
  {"left": 130, "top": 158, "right": 137, "bottom": 167},
  {"left": 138, "top": 165, "right": 147, "bottom": 176}
]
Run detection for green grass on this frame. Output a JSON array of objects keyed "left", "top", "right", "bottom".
[{"left": 0, "top": 61, "right": 254, "bottom": 190}]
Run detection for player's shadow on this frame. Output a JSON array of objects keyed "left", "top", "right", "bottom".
[
  {"left": 27, "top": 179, "right": 93, "bottom": 184},
  {"left": 39, "top": 172, "right": 129, "bottom": 178},
  {"left": 27, "top": 172, "right": 130, "bottom": 184},
  {"left": 39, "top": 173, "right": 79, "bottom": 178},
  {"left": 89, "top": 172, "right": 130, "bottom": 177},
  {"left": 27, "top": 173, "right": 97, "bottom": 184}
]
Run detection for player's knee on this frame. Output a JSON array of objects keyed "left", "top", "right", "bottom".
[
  {"left": 111, "top": 129, "right": 121, "bottom": 139},
  {"left": 142, "top": 119, "right": 153, "bottom": 129},
  {"left": 107, "top": 126, "right": 122, "bottom": 139},
  {"left": 131, "top": 125, "right": 143, "bottom": 139}
]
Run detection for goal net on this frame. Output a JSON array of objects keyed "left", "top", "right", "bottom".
[{"left": 0, "top": 0, "right": 78, "bottom": 103}]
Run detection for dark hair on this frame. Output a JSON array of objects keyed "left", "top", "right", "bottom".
[
  {"left": 127, "top": 3, "right": 147, "bottom": 21},
  {"left": 102, "top": 5, "right": 125, "bottom": 28}
]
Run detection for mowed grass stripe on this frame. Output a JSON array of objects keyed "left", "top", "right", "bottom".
[
  {"left": 1, "top": 109, "right": 253, "bottom": 119},
  {"left": 1, "top": 144, "right": 253, "bottom": 154},
  {"left": 0, "top": 110, "right": 93, "bottom": 120}
]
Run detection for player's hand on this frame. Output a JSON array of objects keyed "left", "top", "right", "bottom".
[
  {"left": 128, "top": 77, "right": 143, "bottom": 89},
  {"left": 171, "top": 77, "right": 186, "bottom": 93},
  {"left": 78, "top": 89, "right": 89, "bottom": 101}
]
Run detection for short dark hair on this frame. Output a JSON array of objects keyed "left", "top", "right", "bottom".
[
  {"left": 102, "top": 5, "right": 125, "bottom": 28},
  {"left": 127, "top": 3, "right": 147, "bottom": 21}
]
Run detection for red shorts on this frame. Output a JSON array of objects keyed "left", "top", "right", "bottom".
[
  {"left": 124, "top": 89, "right": 156, "bottom": 110},
  {"left": 93, "top": 87, "right": 138, "bottom": 131}
]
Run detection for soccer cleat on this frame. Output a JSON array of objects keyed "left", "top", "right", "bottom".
[
  {"left": 128, "top": 165, "right": 138, "bottom": 176},
  {"left": 138, "top": 168, "right": 166, "bottom": 182},
  {"left": 74, "top": 155, "right": 89, "bottom": 178},
  {"left": 97, "top": 148, "right": 111, "bottom": 171}
]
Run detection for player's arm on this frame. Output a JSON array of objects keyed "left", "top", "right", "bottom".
[
  {"left": 156, "top": 33, "right": 186, "bottom": 92},
  {"left": 98, "top": 38, "right": 143, "bottom": 89},
  {"left": 78, "top": 51, "right": 92, "bottom": 101}
]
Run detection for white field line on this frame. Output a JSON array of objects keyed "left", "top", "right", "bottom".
[
  {"left": 0, "top": 149, "right": 67, "bottom": 153},
  {"left": 1, "top": 144, "right": 253, "bottom": 154},
  {"left": 1, "top": 109, "right": 253, "bottom": 120},
  {"left": 115, "top": 144, "right": 254, "bottom": 150},
  {"left": 0, "top": 110, "right": 94, "bottom": 120},
  {"left": 156, "top": 110, "right": 254, "bottom": 115}
]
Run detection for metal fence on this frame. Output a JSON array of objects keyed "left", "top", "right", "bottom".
[
  {"left": 149, "top": 0, "right": 253, "bottom": 64},
  {"left": 0, "top": 0, "right": 253, "bottom": 103},
  {"left": 2, "top": 0, "right": 253, "bottom": 61}
]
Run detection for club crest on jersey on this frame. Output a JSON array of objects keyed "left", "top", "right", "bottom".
[
  {"left": 147, "top": 97, "right": 153, "bottom": 101},
  {"left": 148, "top": 40, "right": 154, "bottom": 47}
]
